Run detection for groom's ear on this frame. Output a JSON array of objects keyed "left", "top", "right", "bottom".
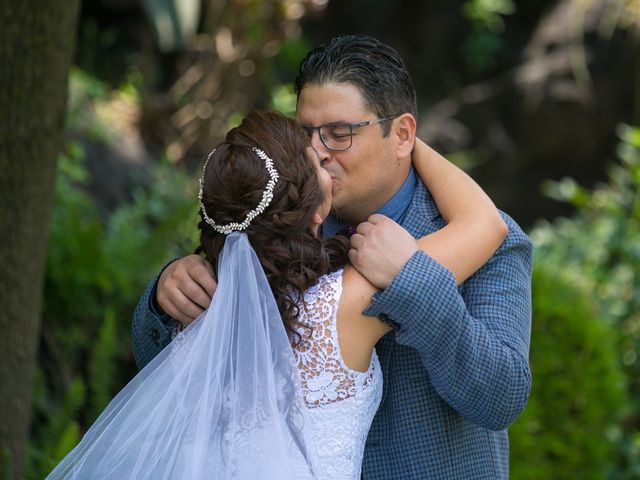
[{"left": 393, "top": 113, "right": 416, "bottom": 160}]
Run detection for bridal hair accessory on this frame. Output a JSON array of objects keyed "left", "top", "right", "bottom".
[{"left": 198, "top": 146, "right": 280, "bottom": 235}]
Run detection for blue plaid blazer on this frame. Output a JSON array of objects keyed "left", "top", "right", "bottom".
[{"left": 132, "top": 180, "right": 533, "bottom": 479}]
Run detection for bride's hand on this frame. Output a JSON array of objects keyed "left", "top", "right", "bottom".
[{"left": 156, "top": 255, "right": 217, "bottom": 324}]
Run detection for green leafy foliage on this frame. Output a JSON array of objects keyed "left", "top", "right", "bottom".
[
  {"left": 270, "top": 83, "right": 297, "bottom": 118},
  {"left": 535, "top": 124, "right": 640, "bottom": 333},
  {"left": 510, "top": 263, "right": 627, "bottom": 479},
  {"left": 88, "top": 308, "right": 118, "bottom": 422},
  {"left": 29, "top": 125, "right": 198, "bottom": 477},
  {"left": 28, "top": 376, "right": 86, "bottom": 479},
  {"left": 1, "top": 446, "right": 12, "bottom": 480},
  {"left": 524, "top": 124, "right": 640, "bottom": 476},
  {"left": 463, "top": 0, "right": 515, "bottom": 32},
  {"left": 461, "top": 0, "right": 515, "bottom": 75}
]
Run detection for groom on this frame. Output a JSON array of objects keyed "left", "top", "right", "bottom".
[{"left": 132, "top": 35, "right": 533, "bottom": 479}]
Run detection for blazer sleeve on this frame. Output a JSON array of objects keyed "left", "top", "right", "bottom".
[
  {"left": 131, "top": 263, "right": 180, "bottom": 369},
  {"left": 363, "top": 214, "right": 533, "bottom": 431}
]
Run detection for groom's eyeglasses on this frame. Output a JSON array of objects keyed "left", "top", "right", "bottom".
[{"left": 301, "top": 115, "right": 400, "bottom": 151}]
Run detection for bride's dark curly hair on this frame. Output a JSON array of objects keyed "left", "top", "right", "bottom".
[{"left": 196, "top": 110, "right": 349, "bottom": 338}]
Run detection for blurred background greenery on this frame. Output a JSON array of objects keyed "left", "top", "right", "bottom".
[{"left": 2, "top": 0, "right": 640, "bottom": 478}]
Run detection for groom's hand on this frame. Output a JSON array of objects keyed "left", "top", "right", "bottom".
[
  {"left": 157, "top": 255, "right": 217, "bottom": 324},
  {"left": 348, "top": 214, "right": 418, "bottom": 289}
]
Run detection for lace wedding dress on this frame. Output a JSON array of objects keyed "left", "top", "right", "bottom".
[{"left": 293, "top": 268, "right": 383, "bottom": 480}]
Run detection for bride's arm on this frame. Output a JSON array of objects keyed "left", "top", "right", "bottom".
[{"left": 412, "top": 138, "right": 507, "bottom": 284}]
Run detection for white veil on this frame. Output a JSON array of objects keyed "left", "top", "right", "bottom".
[{"left": 46, "top": 233, "right": 316, "bottom": 479}]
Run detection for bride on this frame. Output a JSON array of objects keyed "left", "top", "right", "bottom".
[{"left": 46, "top": 110, "right": 505, "bottom": 479}]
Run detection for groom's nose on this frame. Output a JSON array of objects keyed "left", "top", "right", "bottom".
[{"left": 309, "top": 132, "right": 331, "bottom": 166}]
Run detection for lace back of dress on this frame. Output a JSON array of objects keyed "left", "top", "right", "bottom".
[{"left": 292, "top": 269, "right": 375, "bottom": 408}]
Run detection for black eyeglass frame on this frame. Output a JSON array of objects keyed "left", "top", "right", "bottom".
[{"left": 301, "top": 115, "right": 401, "bottom": 151}]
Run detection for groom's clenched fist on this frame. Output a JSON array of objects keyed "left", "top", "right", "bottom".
[
  {"left": 157, "top": 255, "right": 217, "bottom": 324},
  {"left": 348, "top": 214, "right": 418, "bottom": 289}
]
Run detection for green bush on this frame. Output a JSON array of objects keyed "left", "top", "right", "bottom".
[
  {"left": 510, "top": 262, "right": 628, "bottom": 479},
  {"left": 28, "top": 137, "right": 198, "bottom": 478},
  {"left": 521, "top": 124, "right": 640, "bottom": 477}
]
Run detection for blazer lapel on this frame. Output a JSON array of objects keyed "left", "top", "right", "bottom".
[{"left": 400, "top": 181, "right": 440, "bottom": 238}]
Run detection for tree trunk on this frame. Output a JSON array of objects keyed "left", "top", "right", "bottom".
[{"left": 0, "top": 2, "right": 80, "bottom": 479}]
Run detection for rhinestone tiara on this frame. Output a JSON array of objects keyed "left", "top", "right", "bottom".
[{"left": 198, "top": 146, "right": 280, "bottom": 235}]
